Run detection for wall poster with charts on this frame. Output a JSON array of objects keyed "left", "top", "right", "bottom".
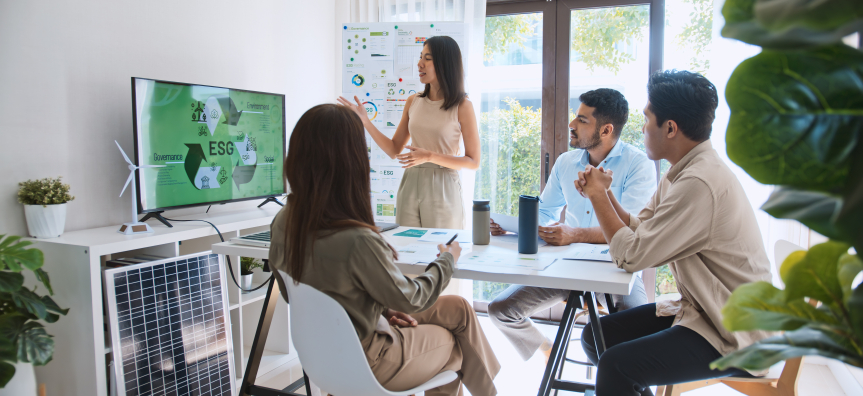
[{"left": 342, "top": 22, "right": 467, "bottom": 223}]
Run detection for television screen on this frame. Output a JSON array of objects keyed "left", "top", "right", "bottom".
[{"left": 132, "top": 78, "right": 286, "bottom": 213}]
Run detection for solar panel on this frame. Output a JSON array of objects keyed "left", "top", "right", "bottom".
[{"left": 105, "top": 253, "right": 236, "bottom": 396}]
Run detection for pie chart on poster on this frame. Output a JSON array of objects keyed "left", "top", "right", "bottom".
[
  {"left": 352, "top": 74, "right": 365, "bottom": 87},
  {"left": 363, "top": 101, "right": 379, "bottom": 121}
]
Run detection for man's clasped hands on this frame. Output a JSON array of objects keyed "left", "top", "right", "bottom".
[{"left": 575, "top": 165, "right": 614, "bottom": 199}]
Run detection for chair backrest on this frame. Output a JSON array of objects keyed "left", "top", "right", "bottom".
[
  {"left": 774, "top": 240, "right": 805, "bottom": 288},
  {"left": 278, "top": 270, "right": 392, "bottom": 396}
]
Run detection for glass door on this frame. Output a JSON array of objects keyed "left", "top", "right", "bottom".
[
  {"left": 473, "top": 1, "right": 555, "bottom": 303},
  {"left": 474, "top": 12, "right": 545, "bottom": 218}
]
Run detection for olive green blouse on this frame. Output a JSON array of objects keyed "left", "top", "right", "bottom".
[{"left": 268, "top": 205, "right": 455, "bottom": 341}]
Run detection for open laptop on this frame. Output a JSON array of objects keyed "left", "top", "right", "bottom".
[{"left": 230, "top": 222, "right": 399, "bottom": 248}]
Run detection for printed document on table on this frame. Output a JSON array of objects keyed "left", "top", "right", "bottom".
[
  {"left": 458, "top": 253, "right": 557, "bottom": 271},
  {"left": 397, "top": 243, "right": 472, "bottom": 264},
  {"left": 563, "top": 243, "right": 612, "bottom": 262},
  {"left": 418, "top": 230, "right": 471, "bottom": 244},
  {"left": 490, "top": 213, "right": 518, "bottom": 233}
]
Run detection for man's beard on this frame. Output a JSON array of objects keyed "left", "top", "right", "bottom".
[{"left": 570, "top": 124, "right": 602, "bottom": 150}]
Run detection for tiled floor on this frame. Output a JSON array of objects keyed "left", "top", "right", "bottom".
[{"left": 255, "top": 316, "right": 849, "bottom": 395}]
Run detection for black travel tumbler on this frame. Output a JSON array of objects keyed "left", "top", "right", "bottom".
[{"left": 518, "top": 195, "right": 539, "bottom": 254}]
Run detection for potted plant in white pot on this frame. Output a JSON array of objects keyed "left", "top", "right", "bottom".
[
  {"left": 17, "top": 177, "right": 75, "bottom": 239},
  {"left": 240, "top": 257, "right": 263, "bottom": 293},
  {"left": 0, "top": 234, "right": 69, "bottom": 395}
]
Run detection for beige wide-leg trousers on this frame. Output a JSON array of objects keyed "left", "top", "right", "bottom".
[
  {"left": 364, "top": 296, "right": 500, "bottom": 396},
  {"left": 396, "top": 163, "right": 465, "bottom": 229}
]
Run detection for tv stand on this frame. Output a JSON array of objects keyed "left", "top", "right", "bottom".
[
  {"left": 257, "top": 196, "right": 284, "bottom": 208},
  {"left": 140, "top": 211, "right": 173, "bottom": 228}
]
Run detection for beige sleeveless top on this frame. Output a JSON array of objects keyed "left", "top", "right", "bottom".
[{"left": 407, "top": 95, "right": 462, "bottom": 156}]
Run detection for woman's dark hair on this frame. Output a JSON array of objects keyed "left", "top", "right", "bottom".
[
  {"left": 578, "top": 88, "right": 629, "bottom": 138},
  {"left": 647, "top": 70, "right": 719, "bottom": 142},
  {"left": 418, "top": 36, "right": 466, "bottom": 111},
  {"left": 282, "top": 104, "right": 395, "bottom": 282}
]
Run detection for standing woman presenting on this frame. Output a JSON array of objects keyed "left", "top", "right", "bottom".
[{"left": 339, "top": 36, "right": 480, "bottom": 229}]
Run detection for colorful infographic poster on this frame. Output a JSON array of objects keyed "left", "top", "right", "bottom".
[{"left": 133, "top": 78, "right": 285, "bottom": 211}]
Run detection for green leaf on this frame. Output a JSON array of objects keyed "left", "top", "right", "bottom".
[
  {"left": 16, "top": 322, "right": 53, "bottom": 366},
  {"left": 42, "top": 296, "right": 69, "bottom": 323},
  {"left": 0, "top": 272, "right": 24, "bottom": 293},
  {"left": 33, "top": 269, "right": 52, "bottom": 295},
  {"left": 836, "top": 142, "right": 863, "bottom": 254},
  {"left": 760, "top": 187, "right": 844, "bottom": 239},
  {"left": 781, "top": 241, "right": 850, "bottom": 305},
  {"left": 722, "top": 281, "right": 840, "bottom": 332},
  {"left": 10, "top": 289, "right": 47, "bottom": 320},
  {"left": 849, "top": 282, "right": 863, "bottom": 344},
  {"left": 725, "top": 44, "right": 863, "bottom": 192},
  {"left": 754, "top": 0, "right": 863, "bottom": 32},
  {"left": 0, "top": 235, "right": 43, "bottom": 273},
  {"left": 711, "top": 327, "right": 863, "bottom": 371},
  {"left": 838, "top": 254, "right": 863, "bottom": 303},
  {"left": 721, "top": 0, "right": 863, "bottom": 49},
  {"left": 0, "top": 362, "right": 14, "bottom": 389}
]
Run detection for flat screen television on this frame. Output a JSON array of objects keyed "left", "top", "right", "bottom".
[{"left": 131, "top": 77, "right": 286, "bottom": 217}]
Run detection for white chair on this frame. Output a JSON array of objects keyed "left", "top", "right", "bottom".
[
  {"left": 279, "top": 270, "right": 458, "bottom": 396},
  {"left": 656, "top": 239, "right": 806, "bottom": 396}
]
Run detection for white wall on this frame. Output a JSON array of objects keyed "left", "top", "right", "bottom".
[{"left": 0, "top": 0, "right": 337, "bottom": 236}]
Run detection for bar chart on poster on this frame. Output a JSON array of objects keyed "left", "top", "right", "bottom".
[{"left": 341, "top": 22, "right": 467, "bottom": 223}]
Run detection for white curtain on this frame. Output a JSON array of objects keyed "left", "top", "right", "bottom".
[{"left": 351, "top": 0, "right": 468, "bottom": 23}]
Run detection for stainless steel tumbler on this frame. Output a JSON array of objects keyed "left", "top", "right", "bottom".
[{"left": 472, "top": 200, "right": 490, "bottom": 245}]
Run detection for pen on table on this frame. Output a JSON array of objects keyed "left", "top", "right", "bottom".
[{"left": 445, "top": 233, "right": 458, "bottom": 245}]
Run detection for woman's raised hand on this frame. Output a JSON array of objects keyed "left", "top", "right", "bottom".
[{"left": 336, "top": 95, "right": 369, "bottom": 121}]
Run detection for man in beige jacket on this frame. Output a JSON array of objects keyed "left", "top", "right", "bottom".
[{"left": 576, "top": 70, "right": 773, "bottom": 396}]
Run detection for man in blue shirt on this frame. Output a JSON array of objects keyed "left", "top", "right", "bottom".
[{"left": 488, "top": 88, "right": 656, "bottom": 361}]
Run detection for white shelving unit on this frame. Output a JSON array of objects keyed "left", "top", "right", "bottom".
[{"left": 31, "top": 207, "right": 293, "bottom": 396}]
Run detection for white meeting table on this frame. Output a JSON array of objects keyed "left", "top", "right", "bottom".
[{"left": 212, "top": 226, "right": 636, "bottom": 396}]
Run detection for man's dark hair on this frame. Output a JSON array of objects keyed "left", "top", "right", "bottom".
[
  {"left": 647, "top": 70, "right": 718, "bottom": 142},
  {"left": 578, "top": 88, "right": 629, "bottom": 138}
]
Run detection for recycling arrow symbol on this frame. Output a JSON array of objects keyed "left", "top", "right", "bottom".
[
  {"left": 184, "top": 143, "right": 207, "bottom": 188},
  {"left": 232, "top": 159, "right": 257, "bottom": 189}
]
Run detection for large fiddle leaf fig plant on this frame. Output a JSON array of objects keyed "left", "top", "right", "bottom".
[
  {"left": 710, "top": 0, "right": 863, "bottom": 372},
  {"left": 0, "top": 235, "right": 68, "bottom": 387}
]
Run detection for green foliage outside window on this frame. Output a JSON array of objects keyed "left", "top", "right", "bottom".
[
  {"left": 483, "top": 14, "right": 542, "bottom": 62},
  {"left": 473, "top": 98, "right": 542, "bottom": 217},
  {"left": 570, "top": 6, "right": 649, "bottom": 73},
  {"left": 675, "top": 0, "right": 715, "bottom": 75}
]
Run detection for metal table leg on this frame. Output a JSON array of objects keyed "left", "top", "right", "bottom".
[
  {"left": 536, "top": 290, "right": 609, "bottom": 396},
  {"left": 239, "top": 277, "right": 309, "bottom": 396}
]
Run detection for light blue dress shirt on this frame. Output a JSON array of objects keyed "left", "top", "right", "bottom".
[{"left": 539, "top": 141, "right": 657, "bottom": 227}]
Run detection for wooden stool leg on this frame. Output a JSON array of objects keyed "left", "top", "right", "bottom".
[{"left": 655, "top": 385, "right": 666, "bottom": 396}]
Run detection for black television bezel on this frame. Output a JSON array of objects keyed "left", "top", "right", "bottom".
[{"left": 130, "top": 77, "right": 287, "bottom": 215}]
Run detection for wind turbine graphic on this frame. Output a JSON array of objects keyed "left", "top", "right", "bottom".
[{"left": 115, "top": 140, "right": 165, "bottom": 235}]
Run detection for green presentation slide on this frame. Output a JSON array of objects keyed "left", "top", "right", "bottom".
[{"left": 134, "top": 79, "right": 285, "bottom": 211}]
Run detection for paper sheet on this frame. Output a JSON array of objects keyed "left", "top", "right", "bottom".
[
  {"left": 418, "top": 230, "right": 472, "bottom": 244},
  {"left": 490, "top": 212, "right": 519, "bottom": 233},
  {"left": 397, "top": 243, "right": 473, "bottom": 264},
  {"left": 563, "top": 243, "right": 612, "bottom": 262},
  {"left": 458, "top": 253, "right": 557, "bottom": 271}
]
